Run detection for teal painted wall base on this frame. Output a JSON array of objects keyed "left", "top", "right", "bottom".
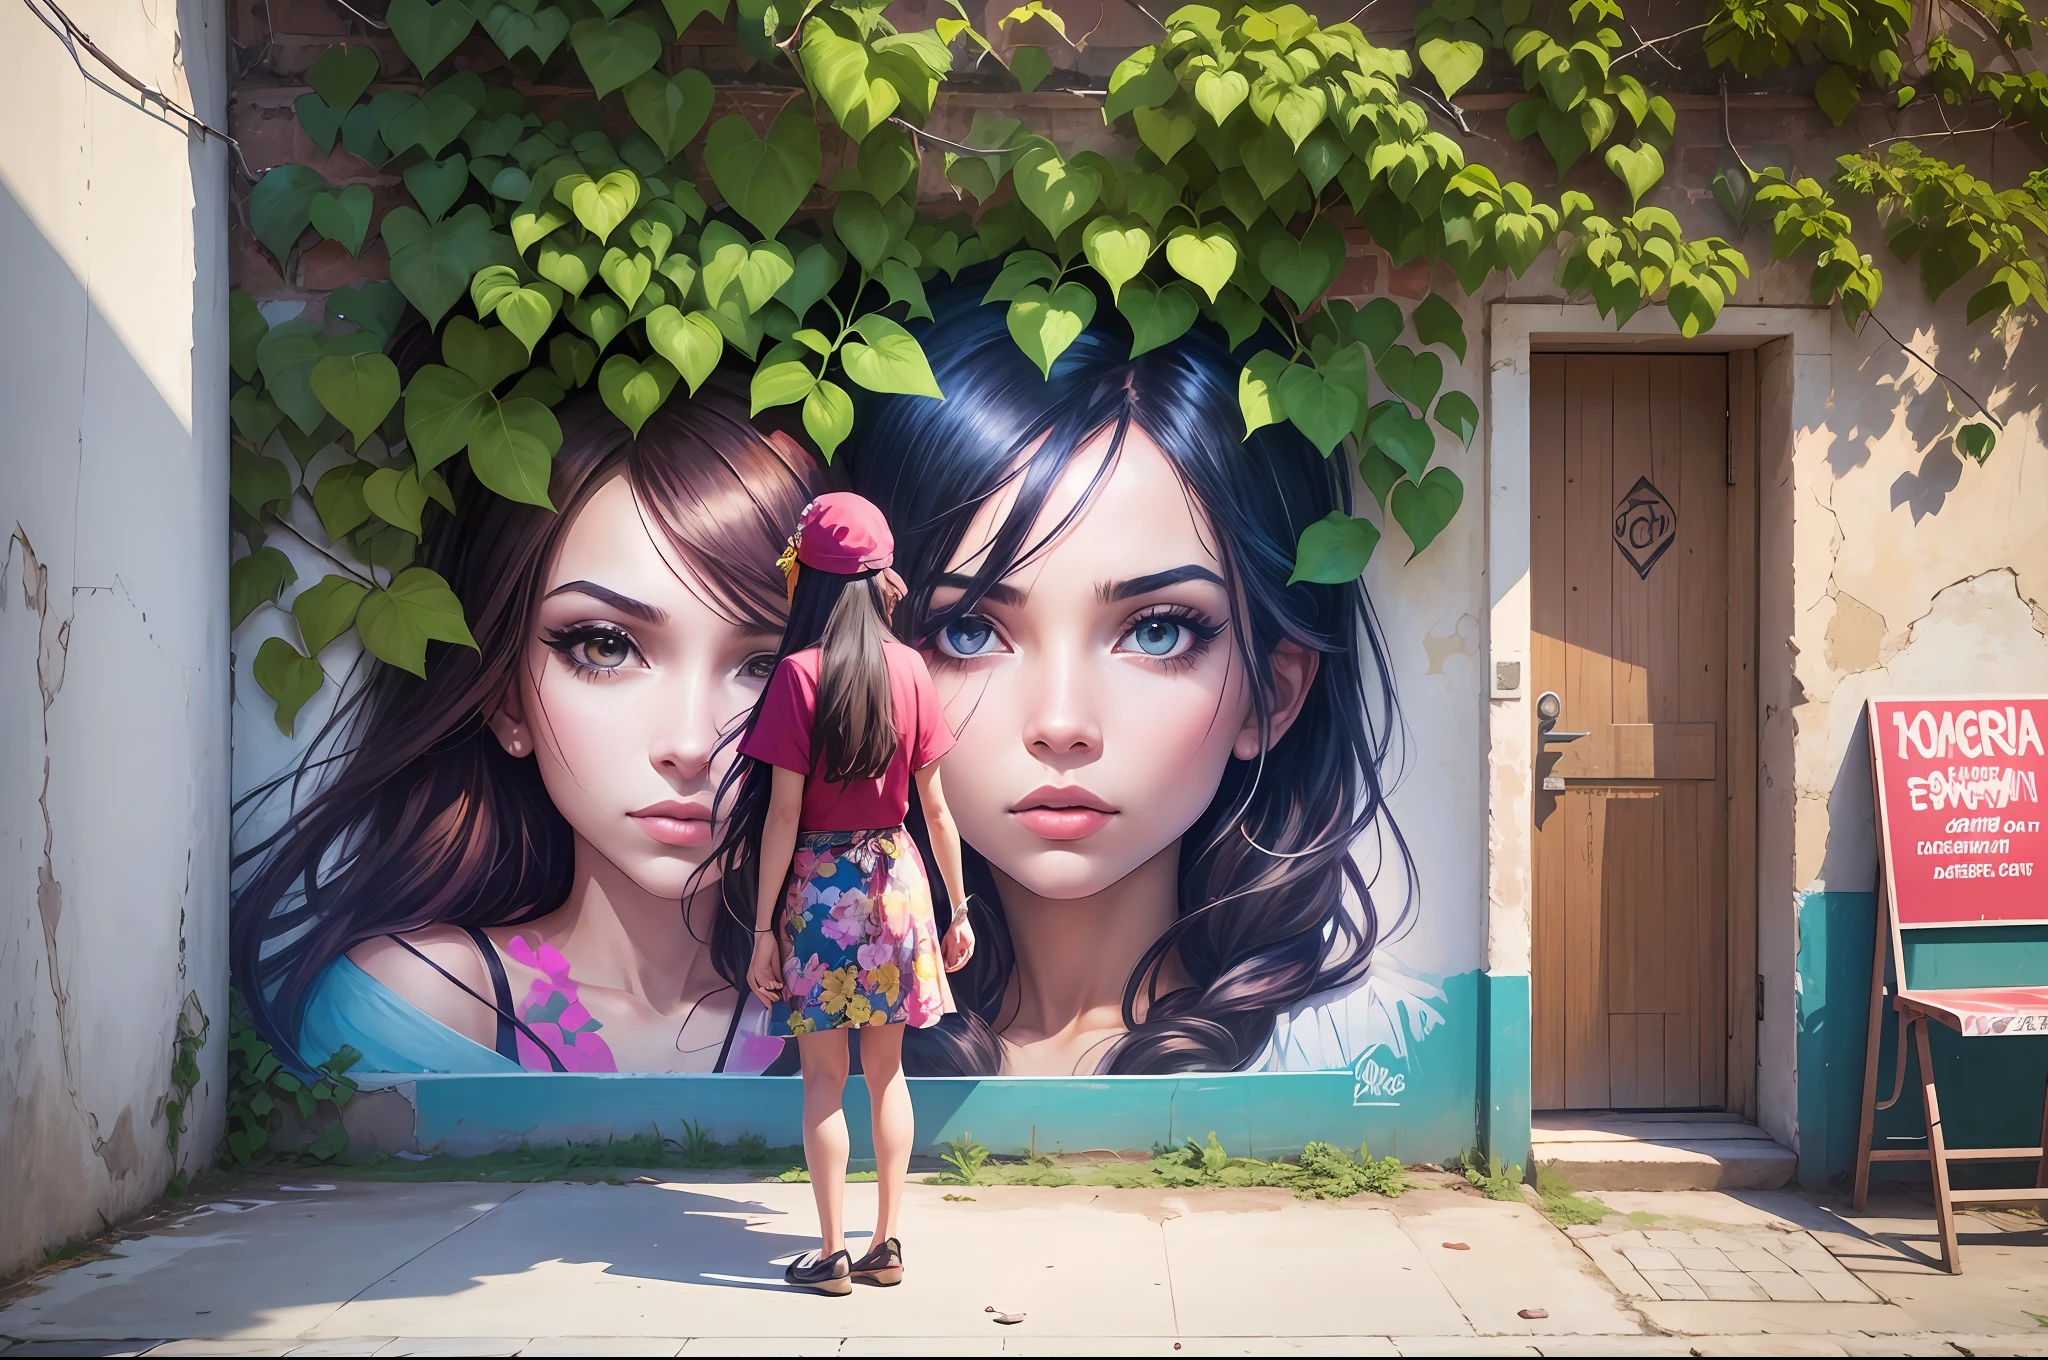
[
  {"left": 1480, "top": 971, "right": 1532, "bottom": 1174},
  {"left": 1795, "top": 890, "right": 2048, "bottom": 1191},
  {"left": 356, "top": 971, "right": 1499, "bottom": 1164}
]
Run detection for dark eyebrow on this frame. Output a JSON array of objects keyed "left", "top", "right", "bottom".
[
  {"left": 1101, "top": 565, "right": 1227, "bottom": 603},
  {"left": 933, "top": 573, "right": 1027, "bottom": 609},
  {"left": 541, "top": 580, "right": 666, "bottom": 624}
]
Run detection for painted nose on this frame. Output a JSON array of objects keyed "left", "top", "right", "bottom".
[
  {"left": 1021, "top": 647, "right": 1101, "bottom": 764},
  {"left": 649, "top": 672, "right": 720, "bottom": 784}
]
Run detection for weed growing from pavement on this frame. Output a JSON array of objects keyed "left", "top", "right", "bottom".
[
  {"left": 1533, "top": 1165, "right": 1614, "bottom": 1227},
  {"left": 1455, "top": 1148, "right": 1525, "bottom": 1201}
]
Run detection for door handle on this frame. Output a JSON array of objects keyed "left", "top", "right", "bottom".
[{"left": 1535, "top": 691, "right": 1589, "bottom": 742}]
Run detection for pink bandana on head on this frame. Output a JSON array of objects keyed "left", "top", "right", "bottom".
[{"left": 777, "top": 492, "right": 896, "bottom": 598}]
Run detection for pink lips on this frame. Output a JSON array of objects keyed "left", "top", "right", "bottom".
[
  {"left": 1010, "top": 784, "right": 1119, "bottom": 841},
  {"left": 630, "top": 800, "right": 713, "bottom": 848}
]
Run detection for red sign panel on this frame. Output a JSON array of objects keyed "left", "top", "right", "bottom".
[{"left": 1869, "top": 697, "right": 2048, "bottom": 927}]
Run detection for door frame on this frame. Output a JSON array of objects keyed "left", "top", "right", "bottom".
[{"left": 1484, "top": 304, "right": 1830, "bottom": 1149}]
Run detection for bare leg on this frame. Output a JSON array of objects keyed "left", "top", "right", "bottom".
[
  {"left": 862, "top": 1023, "right": 913, "bottom": 1245},
  {"left": 797, "top": 1029, "right": 850, "bottom": 1255}
]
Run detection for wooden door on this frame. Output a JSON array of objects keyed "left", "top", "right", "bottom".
[{"left": 1532, "top": 353, "right": 1735, "bottom": 1111}]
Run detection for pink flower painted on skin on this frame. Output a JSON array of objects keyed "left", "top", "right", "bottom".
[{"left": 504, "top": 933, "right": 617, "bottom": 1073}]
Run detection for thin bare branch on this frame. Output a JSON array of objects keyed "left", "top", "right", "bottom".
[{"left": 1863, "top": 309, "right": 2006, "bottom": 429}]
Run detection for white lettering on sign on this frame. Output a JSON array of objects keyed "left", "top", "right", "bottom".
[
  {"left": 1918, "top": 838, "right": 2012, "bottom": 856},
  {"left": 1894, "top": 706, "right": 2046, "bottom": 760},
  {"left": 1931, "top": 862, "right": 2033, "bottom": 880},
  {"left": 1350, "top": 1045, "right": 1408, "bottom": 1106},
  {"left": 1903, "top": 766, "right": 2041, "bottom": 812}
]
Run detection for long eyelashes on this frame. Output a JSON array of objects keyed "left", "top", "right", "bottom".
[
  {"left": 541, "top": 622, "right": 641, "bottom": 679},
  {"left": 1120, "top": 603, "right": 1227, "bottom": 671}
]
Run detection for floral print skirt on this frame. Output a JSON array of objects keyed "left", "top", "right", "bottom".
[{"left": 771, "top": 827, "right": 951, "bottom": 1035}]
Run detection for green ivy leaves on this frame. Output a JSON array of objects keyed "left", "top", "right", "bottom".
[{"left": 705, "top": 105, "right": 822, "bottom": 239}]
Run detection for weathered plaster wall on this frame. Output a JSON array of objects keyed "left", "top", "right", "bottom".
[{"left": 0, "top": 0, "right": 231, "bottom": 1273}]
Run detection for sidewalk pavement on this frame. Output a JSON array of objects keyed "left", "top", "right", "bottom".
[{"left": 1, "top": 1168, "right": 2043, "bottom": 1356}]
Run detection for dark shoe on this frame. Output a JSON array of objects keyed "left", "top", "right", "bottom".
[
  {"left": 851, "top": 1236, "right": 903, "bottom": 1286},
  {"left": 784, "top": 1248, "right": 852, "bottom": 1295}
]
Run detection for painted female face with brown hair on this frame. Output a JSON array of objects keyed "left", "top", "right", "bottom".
[{"left": 231, "top": 388, "right": 821, "bottom": 1073}]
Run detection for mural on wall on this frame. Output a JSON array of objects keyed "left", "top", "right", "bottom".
[{"left": 229, "top": 281, "right": 1445, "bottom": 1081}]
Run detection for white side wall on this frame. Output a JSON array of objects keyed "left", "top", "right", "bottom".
[{"left": 0, "top": 0, "right": 230, "bottom": 1273}]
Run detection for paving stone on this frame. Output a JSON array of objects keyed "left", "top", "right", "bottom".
[
  {"left": 1944, "top": 1337, "right": 2048, "bottom": 1357},
  {"left": 1725, "top": 1248, "right": 1787, "bottom": 1272},
  {"left": 0, "top": 1347, "right": 164, "bottom": 1358},
  {"left": 513, "top": 1342, "right": 689, "bottom": 1357},
  {"left": 145, "top": 1346, "right": 298, "bottom": 1357},
  {"left": 1641, "top": 1269, "right": 1706, "bottom": 1300},
  {"left": 1390, "top": 1342, "right": 1542, "bottom": 1357},
  {"left": 1755, "top": 1273, "right": 1824, "bottom": 1302},
  {"left": 1674, "top": 1247, "right": 1736, "bottom": 1271},
  {"left": 373, "top": 1344, "right": 525, "bottom": 1357},
  {"left": 1694, "top": 1271, "right": 1768, "bottom": 1301},
  {"left": 1619, "top": 1247, "right": 1680, "bottom": 1272},
  {"left": 1685, "top": 1338, "right": 1849, "bottom": 1356},
  {"left": 1834, "top": 1339, "right": 1965, "bottom": 1356},
  {"left": 281, "top": 1345, "right": 396, "bottom": 1358},
  {"left": 1808, "top": 1272, "right": 1882, "bottom": 1303}
]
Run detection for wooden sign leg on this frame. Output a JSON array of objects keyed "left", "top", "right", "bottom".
[
  {"left": 1912, "top": 1015, "right": 1961, "bottom": 1275},
  {"left": 1852, "top": 884, "right": 1890, "bottom": 1211}
]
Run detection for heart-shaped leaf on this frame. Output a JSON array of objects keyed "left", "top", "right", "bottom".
[
  {"left": 496, "top": 281, "right": 562, "bottom": 354},
  {"left": 1009, "top": 43, "right": 1052, "bottom": 93},
  {"left": 570, "top": 169, "right": 640, "bottom": 244},
  {"left": 230, "top": 447, "right": 292, "bottom": 517},
  {"left": 800, "top": 16, "right": 899, "bottom": 141},
  {"left": 230, "top": 289, "right": 268, "bottom": 382},
  {"left": 1358, "top": 442, "right": 1405, "bottom": 510},
  {"left": 833, "top": 191, "right": 893, "bottom": 272},
  {"left": 308, "top": 185, "right": 373, "bottom": 257},
  {"left": 1238, "top": 350, "right": 1288, "bottom": 435},
  {"left": 1006, "top": 282, "right": 1096, "bottom": 379},
  {"left": 256, "top": 319, "right": 329, "bottom": 436},
  {"left": 1288, "top": 511, "right": 1380, "bottom": 584},
  {"left": 598, "top": 353, "right": 679, "bottom": 436},
  {"left": 231, "top": 387, "right": 285, "bottom": 448},
  {"left": 385, "top": 0, "right": 476, "bottom": 77},
  {"left": 569, "top": 14, "right": 663, "bottom": 99},
  {"left": 340, "top": 103, "right": 388, "bottom": 163},
  {"left": 403, "top": 364, "right": 491, "bottom": 473},
  {"left": 231, "top": 547, "right": 298, "bottom": 629},
  {"left": 1164, "top": 223, "right": 1239, "bottom": 302},
  {"left": 364, "top": 465, "right": 430, "bottom": 536},
  {"left": 467, "top": 397, "right": 560, "bottom": 507},
  {"left": 550, "top": 334, "right": 599, "bottom": 389},
  {"left": 644, "top": 305, "right": 725, "bottom": 394},
  {"left": 1411, "top": 293, "right": 1467, "bottom": 361},
  {"left": 750, "top": 340, "right": 818, "bottom": 413},
  {"left": 627, "top": 213, "right": 675, "bottom": 267},
  {"left": 248, "top": 164, "right": 330, "bottom": 264},
  {"left": 312, "top": 463, "right": 372, "bottom": 540},
  {"left": 306, "top": 44, "right": 380, "bottom": 111},
  {"left": 1375, "top": 344, "right": 1443, "bottom": 412},
  {"left": 537, "top": 239, "right": 603, "bottom": 297},
  {"left": 1604, "top": 141, "right": 1664, "bottom": 208},
  {"left": 1117, "top": 280, "right": 1198, "bottom": 358},
  {"left": 624, "top": 68, "right": 714, "bottom": 160},
  {"left": 441, "top": 315, "right": 529, "bottom": 390},
  {"left": 311, "top": 352, "right": 401, "bottom": 448},
  {"left": 1082, "top": 216, "right": 1152, "bottom": 300},
  {"left": 1418, "top": 36, "right": 1485, "bottom": 98},
  {"left": 1335, "top": 296, "right": 1404, "bottom": 360},
  {"left": 1195, "top": 69, "right": 1250, "bottom": 126},
  {"left": 775, "top": 242, "right": 845, "bottom": 320},
  {"left": 1390, "top": 465, "right": 1463, "bottom": 559},
  {"left": 1132, "top": 106, "right": 1195, "bottom": 163},
  {"left": 382, "top": 203, "right": 502, "bottom": 326},
  {"left": 1258, "top": 216, "right": 1346, "bottom": 313},
  {"left": 1279, "top": 362, "right": 1357, "bottom": 456},
  {"left": 1955, "top": 421, "right": 1996, "bottom": 464},
  {"left": 1434, "top": 390, "right": 1479, "bottom": 446},
  {"left": 599, "top": 247, "right": 654, "bottom": 308},
  {"left": 568, "top": 293, "right": 630, "bottom": 353},
  {"left": 800, "top": 379, "right": 854, "bottom": 461},
  {"left": 357, "top": 566, "right": 478, "bottom": 676},
  {"left": 699, "top": 222, "right": 796, "bottom": 310},
  {"left": 403, "top": 155, "right": 469, "bottom": 224},
  {"left": 1013, "top": 146, "right": 1102, "bottom": 239},
  {"left": 1367, "top": 398, "right": 1436, "bottom": 482},
  {"left": 704, "top": 105, "right": 822, "bottom": 240},
  {"left": 838, "top": 313, "right": 940, "bottom": 398},
  {"left": 295, "top": 93, "right": 348, "bottom": 155},
  {"left": 254, "top": 636, "right": 324, "bottom": 736},
  {"left": 327, "top": 281, "right": 408, "bottom": 344}
]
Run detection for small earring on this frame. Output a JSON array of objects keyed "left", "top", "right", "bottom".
[{"left": 507, "top": 729, "right": 527, "bottom": 755}]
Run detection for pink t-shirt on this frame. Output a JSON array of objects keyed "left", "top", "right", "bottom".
[{"left": 738, "top": 638, "right": 956, "bottom": 832}]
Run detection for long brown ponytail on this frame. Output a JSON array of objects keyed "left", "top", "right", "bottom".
[{"left": 813, "top": 574, "right": 898, "bottom": 783}]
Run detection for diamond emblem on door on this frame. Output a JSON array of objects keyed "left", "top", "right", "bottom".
[{"left": 1612, "top": 475, "right": 1676, "bottom": 579}]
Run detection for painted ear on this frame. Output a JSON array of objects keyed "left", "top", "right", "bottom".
[
  {"left": 1233, "top": 641, "right": 1320, "bottom": 761},
  {"left": 487, "top": 690, "right": 531, "bottom": 758}
]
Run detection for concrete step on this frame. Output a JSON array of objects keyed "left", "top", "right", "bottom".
[{"left": 1534, "top": 1111, "right": 1796, "bottom": 1192}]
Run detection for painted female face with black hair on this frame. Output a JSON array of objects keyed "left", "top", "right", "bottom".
[
  {"left": 848, "top": 288, "right": 1400, "bottom": 1078},
  {"left": 926, "top": 423, "right": 1316, "bottom": 904}
]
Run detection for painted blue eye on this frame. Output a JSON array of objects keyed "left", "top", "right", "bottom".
[
  {"left": 1128, "top": 618, "right": 1183, "bottom": 656},
  {"left": 939, "top": 616, "right": 1000, "bottom": 657}
]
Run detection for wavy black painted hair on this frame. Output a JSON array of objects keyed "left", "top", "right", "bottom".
[{"left": 844, "top": 279, "right": 1413, "bottom": 1075}]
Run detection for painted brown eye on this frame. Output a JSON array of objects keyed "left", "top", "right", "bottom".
[{"left": 579, "top": 632, "right": 631, "bottom": 668}]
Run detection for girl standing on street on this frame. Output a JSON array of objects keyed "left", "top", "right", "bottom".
[{"left": 713, "top": 492, "right": 974, "bottom": 1295}]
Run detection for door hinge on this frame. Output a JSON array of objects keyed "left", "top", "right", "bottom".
[{"left": 1756, "top": 974, "right": 1765, "bottom": 1023}]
